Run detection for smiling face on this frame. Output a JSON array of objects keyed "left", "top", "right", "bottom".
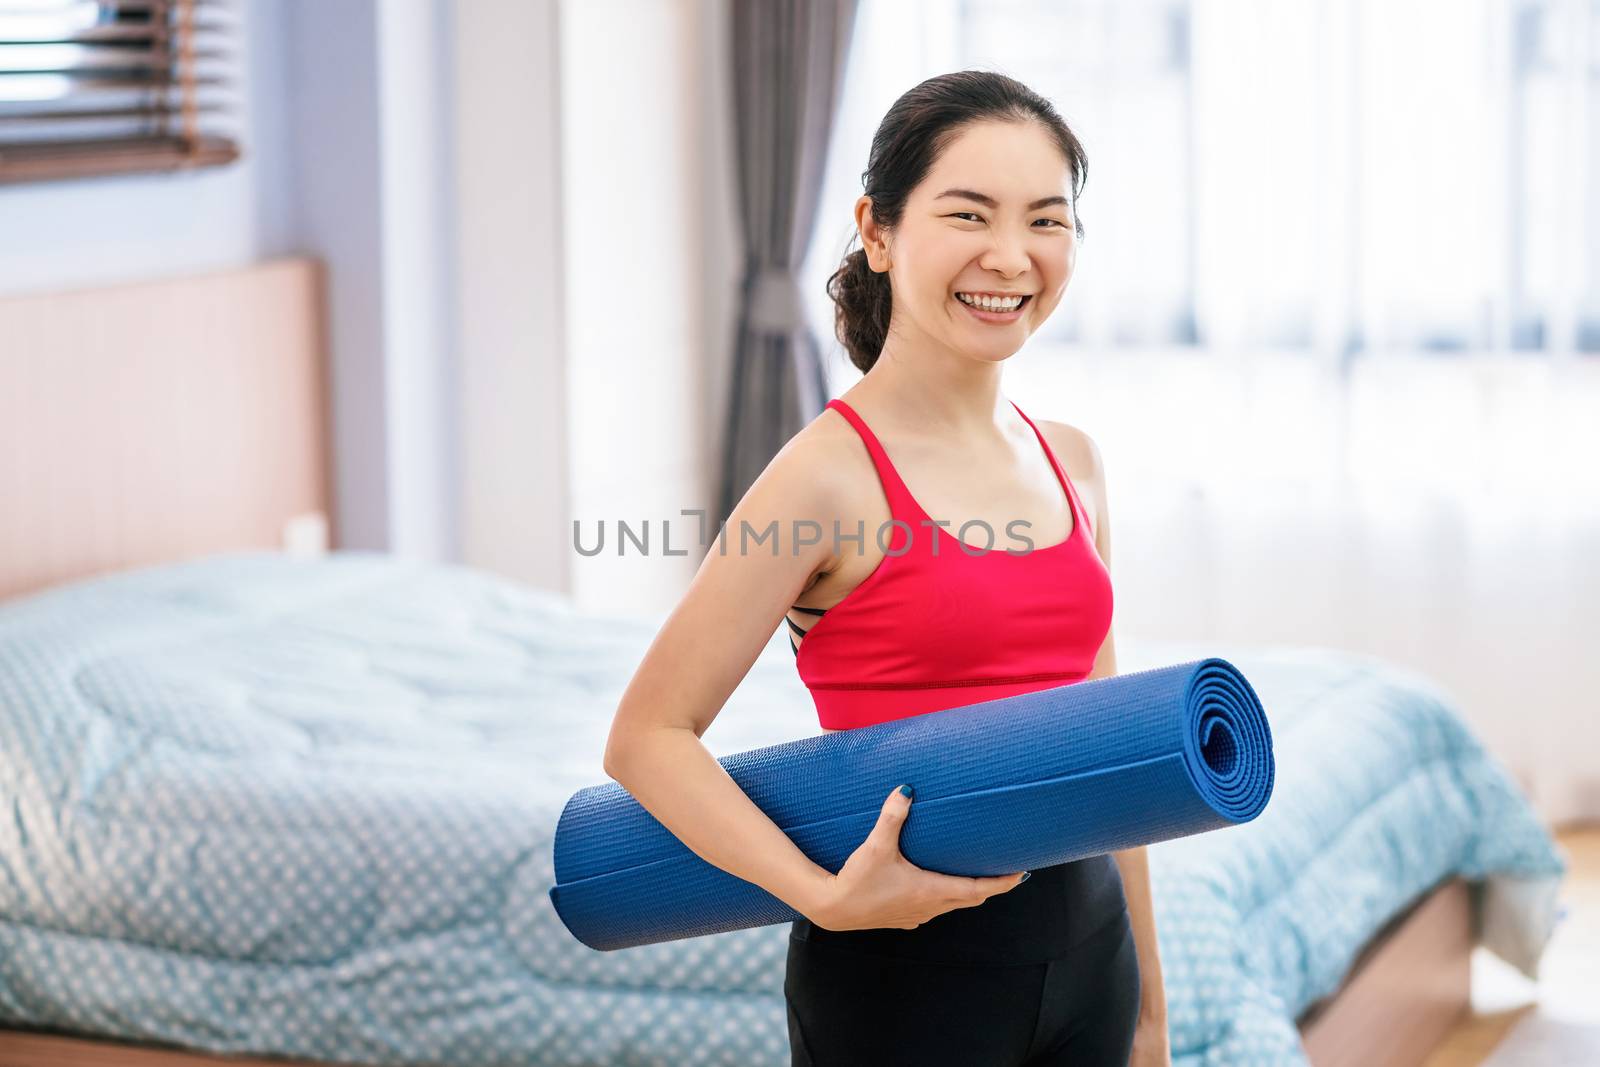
[{"left": 857, "top": 119, "right": 1078, "bottom": 364}]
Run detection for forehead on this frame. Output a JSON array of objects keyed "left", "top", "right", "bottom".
[{"left": 919, "top": 120, "right": 1073, "bottom": 202}]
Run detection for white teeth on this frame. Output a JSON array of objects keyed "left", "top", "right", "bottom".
[{"left": 956, "top": 292, "right": 1024, "bottom": 311}]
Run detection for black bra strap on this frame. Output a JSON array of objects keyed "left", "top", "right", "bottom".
[{"left": 786, "top": 605, "right": 829, "bottom": 656}]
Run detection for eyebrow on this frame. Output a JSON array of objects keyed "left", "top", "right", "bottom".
[{"left": 934, "top": 188, "right": 1071, "bottom": 210}]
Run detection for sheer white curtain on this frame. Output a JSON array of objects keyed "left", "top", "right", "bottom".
[
  {"left": 807, "top": 0, "right": 1600, "bottom": 356},
  {"left": 803, "top": 0, "right": 1600, "bottom": 825}
]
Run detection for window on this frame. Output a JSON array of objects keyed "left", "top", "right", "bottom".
[
  {"left": 807, "top": 0, "right": 1600, "bottom": 360},
  {"left": 0, "top": 0, "right": 239, "bottom": 185}
]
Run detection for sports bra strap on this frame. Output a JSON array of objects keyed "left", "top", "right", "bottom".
[
  {"left": 828, "top": 396, "right": 1079, "bottom": 536},
  {"left": 824, "top": 398, "right": 921, "bottom": 524}
]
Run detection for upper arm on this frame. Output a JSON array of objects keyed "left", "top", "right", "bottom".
[
  {"left": 602, "top": 432, "right": 842, "bottom": 770},
  {"left": 1039, "top": 419, "right": 1118, "bottom": 679}
]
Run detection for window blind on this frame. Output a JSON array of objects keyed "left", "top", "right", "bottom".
[{"left": 0, "top": 0, "right": 239, "bottom": 185}]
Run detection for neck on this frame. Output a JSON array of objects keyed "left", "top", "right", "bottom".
[{"left": 853, "top": 328, "right": 1011, "bottom": 439}]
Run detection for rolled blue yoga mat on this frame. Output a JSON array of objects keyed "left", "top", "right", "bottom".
[{"left": 549, "top": 656, "right": 1274, "bottom": 951}]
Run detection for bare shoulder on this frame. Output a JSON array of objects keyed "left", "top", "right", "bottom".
[
  {"left": 1032, "top": 418, "right": 1101, "bottom": 474},
  {"left": 744, "top": 405, "right": 869, "bottom": 568},
  {"left": 1032, "top": 418, "right": 1106, "bottom": 538},
  {"left": 603, "top": 407, "right": 859, "bottom": 751},
  {"left": 765, "top": 403, "right": 868, "bottom": 504}
]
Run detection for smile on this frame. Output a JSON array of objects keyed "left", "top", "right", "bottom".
[{"left": 954, "top": 292, "right": 1032, "bottom": 322}]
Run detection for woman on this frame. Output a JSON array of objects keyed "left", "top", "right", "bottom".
[{"left": 602, "top": 71, "right": 1170, "bottom": 1066}]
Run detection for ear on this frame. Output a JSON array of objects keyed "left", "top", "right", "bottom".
[{"left": 855, "top": 195, "right": 891, "bottom": 271}]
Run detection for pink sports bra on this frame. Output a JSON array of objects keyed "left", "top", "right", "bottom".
[{"left": 787, "top": 397, "right": 1114, "bottom": 731}]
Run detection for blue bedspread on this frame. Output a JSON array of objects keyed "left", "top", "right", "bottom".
[{"left": 0, "top": 552, "right": 1567, "bottom": 1066}]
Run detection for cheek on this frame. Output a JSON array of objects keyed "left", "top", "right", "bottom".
[
  {"left": 1041, "top": 250, "right": 1076, "bottom": 305},
  {"left": 1054, "top": 239, "right": 1077, "bottom": 277},
  {"left": 892, "top": 240, "right": 962, "bottom": 302},
  {"left": 1039, "top": 254, "right": 1075, "bottom": 313}
]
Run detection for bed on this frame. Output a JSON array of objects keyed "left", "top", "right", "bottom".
[{"left": 0, "top": 260, "right": 1570, "bottom": 1067}]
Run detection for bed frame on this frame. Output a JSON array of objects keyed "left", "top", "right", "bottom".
[
  {"left": 1297, "top": 877, "right": 1473, "bottom": 1066},
  {"left": 0, "top": 263, "right": 1473, "bottom": 1066},
  {"left": 0, "top": 257, "right": 334, "bottom": 602}
]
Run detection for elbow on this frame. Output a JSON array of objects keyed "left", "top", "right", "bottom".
[
  {"left": 602, "top": 730, "right": 644, "bottom": 781},
  {"left": 602, "top": 724, "right": 691, "bottom": 781},
  {"left": 601, "top": 742, "right": 629, "bottom": 782}
]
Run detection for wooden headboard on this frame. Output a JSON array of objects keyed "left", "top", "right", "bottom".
[{"left": 0, "top": 257, "right": 334, "bottom": 602}]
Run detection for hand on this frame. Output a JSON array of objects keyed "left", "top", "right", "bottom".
[
  {"left": 1129, "top": 1013, "right": 1172, "bottom": 1067},
  {"left": 806, "top": 784, "right": 1027, "bottom": 932}
]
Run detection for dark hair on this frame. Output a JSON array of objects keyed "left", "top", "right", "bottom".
[{"left": 825, "top": 70, "right": 1088, "bottom": 374}]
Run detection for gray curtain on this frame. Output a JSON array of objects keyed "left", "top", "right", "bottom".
[{"left": 716, "top": 0, "right": 860, "bottom": 536}]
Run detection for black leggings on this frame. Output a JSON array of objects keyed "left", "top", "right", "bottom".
[{"left": 784, "top": 900, "right": 1141, "bottom": 1066}]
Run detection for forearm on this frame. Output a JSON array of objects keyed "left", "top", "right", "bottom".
[
  {"left": 604, "top": 727, "right": 835, "bottom": 920},
  {"left": 1111, "top": 844, "right": 1168, "bottom": 1022}
]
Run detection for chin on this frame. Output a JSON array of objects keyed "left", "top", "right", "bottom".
[{"left": 966, "top": 345, "right": 1022, "bottom": 365}]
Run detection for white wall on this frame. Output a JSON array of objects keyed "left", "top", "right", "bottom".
[
  {"left": 277, "top": 0, "right": 390, "bottom": 553},
  {"left": 452, "top": 0, "right": 572, "bottom": 596},
  {"left": 375, "top": 0, "right": 456, "bottom": 564},
  {"left": 279, "top": 0, "right": 456, "bottom": 560},
  {"left": 557, "top": 0, "right": 715, "bottom": 616}
]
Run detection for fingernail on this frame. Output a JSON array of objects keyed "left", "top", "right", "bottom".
[
  {"left": 1019, "top": 871, "right": 1031, "bottom": 882},
  {"left": 899, "top": 784, "right": 913, "bottom": 797}
]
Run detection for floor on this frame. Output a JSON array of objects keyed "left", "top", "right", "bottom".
[{"left": 1421, "top": 826, "right": 1600, "bottom": 1067}]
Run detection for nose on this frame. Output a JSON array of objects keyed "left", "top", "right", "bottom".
[{"left": 979, "top": 231, "right": 1031, "bottom": 278}]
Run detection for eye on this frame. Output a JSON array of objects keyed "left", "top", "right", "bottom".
[
  {"left": 949, "top": 211, "right": 984, "bottom": 222},
  {"left": 1034, "top": 218, "right": 1068, "bottom": 228}
]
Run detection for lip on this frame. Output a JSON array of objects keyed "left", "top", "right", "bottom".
[{"left": 954, "top": 292, "right": 1031, "bottom": 323}]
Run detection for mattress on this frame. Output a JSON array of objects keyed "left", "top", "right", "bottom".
[{"left": 0, "top": 552, "right": 1568, "bottom": 1066}]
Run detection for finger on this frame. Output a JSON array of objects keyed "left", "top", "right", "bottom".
[
  {"left": 868, "top": 784, "right": 912, "bottom": 844},
  {"left": 973, "top": 873, "right": 1026, "bottom": 899}
]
